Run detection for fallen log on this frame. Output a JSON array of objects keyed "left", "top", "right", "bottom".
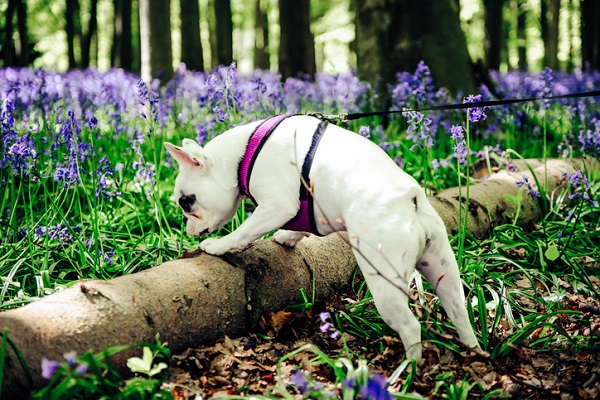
[
  {"left": 0, "top": 158, "right": 589, "bottom": 397},
  {"left": 430, "top": 159, "right": 580, "bottom": 238},
  {"left": 0, "top": 234, "right": 357, "bottom": 398}
]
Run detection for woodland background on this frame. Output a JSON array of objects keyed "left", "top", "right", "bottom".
[{"left": 2, "top": 0, "right": 600, "bottom": 94}]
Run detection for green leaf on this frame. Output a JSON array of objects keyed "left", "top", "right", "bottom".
[
  {"left": 545, "top": 244, "right": 560, "bottom": 261},
  {"left": 127, "top": 347, "right": 153, "bottom": 375}
]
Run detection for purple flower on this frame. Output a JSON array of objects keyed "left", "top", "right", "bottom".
[
  {"left": 318, "top": 311, "right": 340, "bottom": 339},
  {"left": 404, "top": 110, "right": 434, "bottom": 148},
  {"left": 449, "top": 124, "right": 467, "bottom": 165},
  {"left": 516, "top": 176, "right": 540, "bottom": 198},
  {"left": 564, "top": 170, "right": 596, "bottom": 207},
  {"left": 319, "top": 311, "right": 331, "bottom": 322},
  {"left": 290, "top": 370, "right": 309, "bottom": 393},
  {"left": 360, "top": 373, "right": 392, "bottom": 400},
  {"left": 41, "top": 358, "right": 61, "bottom": 379},
  {"left": 358, "top": 126, "right": 370, "bottom": 137},
  {"left": 463, "top": 94, "right": 488, "bottom": 123},
  {"left": 63, "top": 351, "right": 77, "bottom": 367}
]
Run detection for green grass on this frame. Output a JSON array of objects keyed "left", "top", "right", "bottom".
[{"left": 1, "top": 66, "right": 599, "bottom": 398}]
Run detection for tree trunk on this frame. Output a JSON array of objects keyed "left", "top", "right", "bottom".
[
  {"left": 516, "top": 0, "right": 527, "bottom": 70},
  {"left": 65, "top": 0, "right": 82, "bottom": 69},
  {"left": 81, "top": 0, "right": 98, "bottom": 69},
  {"left": 483, "top": 0, "right": 505, "bottom": 71},
  {"left": 581, "top": 0, "right": 600, "bottom": 70},
  {"left": 355, "top": 0, "right": 477, "bottom": 108},
  {"left": 139, "top": 0, "right": 173, "bottom": 84},
  {"left": 111, "top": 0, "right": 133, "bottom": 70},
  {"left": 3, "top": 0, "right": 16, "bottom": 66},
  {"left": 541, "top": 0, "right": 560, "bottom": 70},
  {"left": 180, "top": 0, "right": 204, "bottom": 71},
  {"left": 214, "top": 0, "right": 233, "bottom": 66},
  {"left": 1, "top": 158, "right": 593, "bottom": 397},
  {"left": 254, "top": 0, "right": 269, "bottom": 70},
  {"left": 0, "top": 234, "right": 357, "bottom": 398},
  {"left": 278, "top": 0, "right": 316, "bottom": 80}
]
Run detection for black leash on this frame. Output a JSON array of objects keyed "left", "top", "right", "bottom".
[{"left": 310, "top": 89, "right": 600, "bottom": 123}]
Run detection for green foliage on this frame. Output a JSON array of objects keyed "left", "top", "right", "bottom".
[{"left": 30, "top": 338, "right": 178, "bottom": 400}]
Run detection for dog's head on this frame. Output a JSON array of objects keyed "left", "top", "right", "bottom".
[{"left": 164, "top": 139, "right": 241, "bottom": 236}]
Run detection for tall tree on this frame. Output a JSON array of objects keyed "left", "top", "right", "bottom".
[
  {"left": 3, "top": 0, "right": 34, "bottom": 67},
  {"left": 515, "top": 0, "right": 527, "bottom": 70},
  {"left": 254, "top": 0, "right": 269, "bottom": 70},
  {"left": 278, "top": 0, "right": 316, "bottom": 80},
  {"left": 111, "top": 0, "right": 133, "bottom": 70},
  {"left": 65, "top": 0, "right": 83, "bottom": 69},
  {"left": 483, "top": 0, "right": 505, "bottom": 70},
  {"left": 355, "top": 0, "right": 477, "bottom": 103},
  {"left": 81, "top": 0, "right": 98, "bottom": 68},
  {"left": 581, "top": 0, "right": 600, "bottom": 70},
  {"left": 180, "top": 0, "right": 204, "bottom": 71},
  {"left": 139, "top": 0, "right": 173, "bottom": 84},
  {"left": 541, "top": 0, "right": 560, "bottom": 70},
  {"left": 214, "top": 0, "right": 233, "bottom": 66}
]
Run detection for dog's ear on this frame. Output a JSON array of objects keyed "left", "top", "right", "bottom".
[{"left": 164, "top": 142, "right": 210, "bottom": 173}]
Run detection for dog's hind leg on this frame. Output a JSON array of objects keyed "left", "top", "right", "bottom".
[
  {"left": 350, "top": 233, "right": 424, "bottom": 361},
  {"left": 416, "top": 219, "right": 480, "bottom": 351}
]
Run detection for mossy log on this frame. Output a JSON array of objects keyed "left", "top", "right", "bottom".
[{"left": 0, "top": 158, "right": 593, "bottom": 397}]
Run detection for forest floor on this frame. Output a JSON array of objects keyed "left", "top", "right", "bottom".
[{"left": 165, "top": 280, "right": 600, "bottom": 399}]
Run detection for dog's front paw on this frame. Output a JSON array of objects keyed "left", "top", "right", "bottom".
[
  {"left": 199, "top": 238, "right": 234, "bottom": 256},
  {"left": 273, "top": 230, "right": 308, "bottom": 247}
]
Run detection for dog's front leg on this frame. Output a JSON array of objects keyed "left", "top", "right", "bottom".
[{"left": 200, "top": 203, "right": 298, "bottom": 256}]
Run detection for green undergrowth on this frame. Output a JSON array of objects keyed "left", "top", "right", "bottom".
[{"left": 1, "top": 66, "right": 599, "bottom": 398}]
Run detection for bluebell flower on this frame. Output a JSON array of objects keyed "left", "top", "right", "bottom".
[
  {"left": 463, "top": 94, "right": 488, "bottom": 123},
  {"left": 404, "top": 110, "right": 434, "bottom": 149},
  {"left": 359, "top": 373, "right": 392, "bottom": 400},
  {"left": 290, "top": 370, "right": 309, "bottom": 393},
  {"left": 318, "top": 311, "right": 340, "bottom": 339},
  {"left": 41, "top": 358, "right": 61, "bottom": 379},
  {"left": 449, "top": 124, "right": 467, "bottom": 165},
  {"left": 359, "top": 126, "right": 370, "bottom": 137},
  {"left": 515, "top": 176, "right": 540, "bottom": 198},
  {"left": 64, "top": 351, "right": 77, "bottom": 367}
]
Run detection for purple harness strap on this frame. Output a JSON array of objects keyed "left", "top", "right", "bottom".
[{"left": 238, "top": 115, "right": 327, "bottom": 235}]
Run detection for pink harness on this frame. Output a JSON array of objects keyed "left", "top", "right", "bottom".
[{"left": 238, "top": 115, "right": 328, "bottom": 235}]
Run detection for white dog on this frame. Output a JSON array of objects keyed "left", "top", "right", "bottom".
[{"left": 164, "top": 114, "right": 480, "bottom": 361}]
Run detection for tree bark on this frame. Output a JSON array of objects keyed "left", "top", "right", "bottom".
[
  {"left": 541, "top": 0, "right": 560, "bottom": 70},
  {"left": 355, "top": 0, "right": 477, "bottom": 109},
  {"left": 1, "top": 158, "right": 594, "bottom": 397},
  {"left": 81, "top": 0, "right": 98, "bottom": 68},
  {"left": 254, "top": 0, "right": 269, "bottom": 70},
  {"left": 3, "top": 0, "right": 16, "bottom": 66},
  {"left": 181, "top": 0, "right": 204, "bottom": 71},
  {"left": 278, "top": 0, "right": 316, "bottom": 80},
  {"left": 483, "top": 0, "right": 505, "bottom": 71},
  {"left": 214, "top": 0, "right": 233, "bottom": 66},
  {"left": 581, "top": 0, "right": 600, "bottom": 70},
  {"left": 65, "top": 0, "right": 82, "bottom": 69},
  {"left": 111, "top": 0, "right": 133, "bottom": 70},
  {"left": 139, "top": 0, "right": 173, "bottom": 84},
  {"left": 516, "top": 0, "right": 527, "bottom": 70}
]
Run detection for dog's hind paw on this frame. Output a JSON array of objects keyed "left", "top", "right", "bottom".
[{"left": 273, "top": 230, "right": 308, "bottom": 247}]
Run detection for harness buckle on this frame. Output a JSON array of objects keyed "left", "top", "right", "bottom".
[{"left": 309, "top": 112, "right": 348, "bottom": 123}]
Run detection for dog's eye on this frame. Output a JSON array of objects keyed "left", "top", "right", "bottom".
[{"left": 178, "top": 194, "right": 197, "bottom": 213}]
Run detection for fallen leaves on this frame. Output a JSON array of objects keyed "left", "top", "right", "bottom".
[{"left": 164, "top": 288, "right": 600, "bottom": 399}]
